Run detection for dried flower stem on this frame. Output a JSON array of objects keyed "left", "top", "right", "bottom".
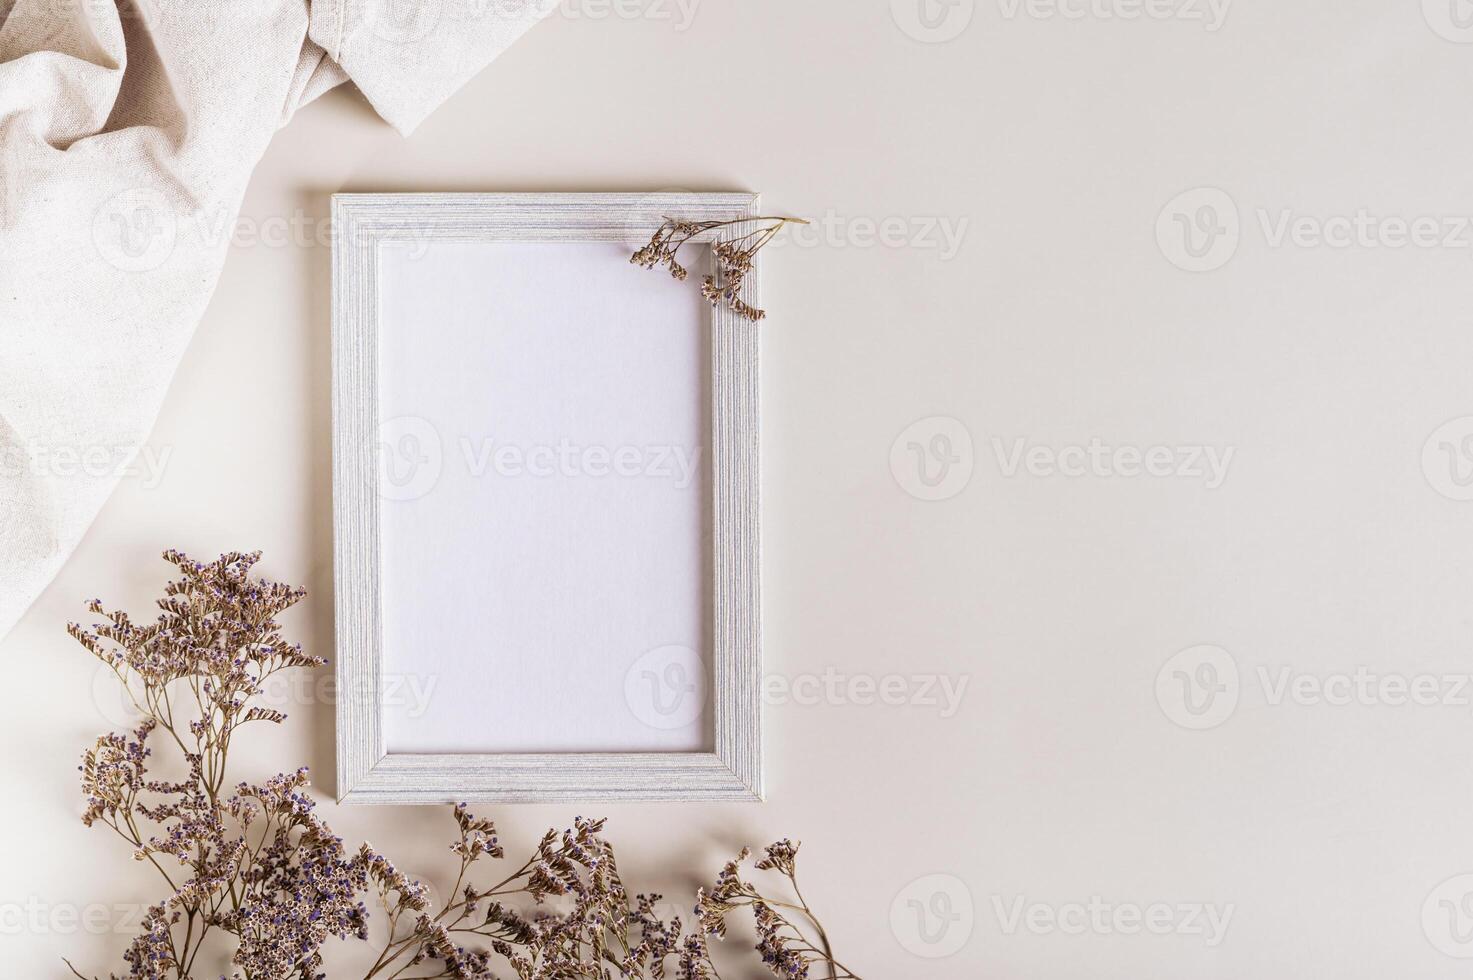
[
  {"left": 67, "top": 551, "right": 862, "bottom": 980},
  {"left": 631, "top": 215, "right": 807, "bottom": 321}
]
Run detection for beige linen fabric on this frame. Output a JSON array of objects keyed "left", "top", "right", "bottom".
[{"left": 0, "top": 0, "right": 548, "bottom": 640}]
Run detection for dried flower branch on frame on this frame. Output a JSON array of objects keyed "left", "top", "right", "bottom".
[
  {"left": 631, "top": 215, "right": 807, "bottom": 321},
  {"left": 66, "top": 550, "right": 863, "bottom": 980}
]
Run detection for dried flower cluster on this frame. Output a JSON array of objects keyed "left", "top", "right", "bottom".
[
  {"left": 68, "top": 551, "right": 860, "bottom": 980},
  {"left": 630, "top": 216, "right": 805, "bottom": 321}
]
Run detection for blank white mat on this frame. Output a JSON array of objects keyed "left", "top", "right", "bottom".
[{"left": 376, "top": 241, "right": 713, "bottom": 754}]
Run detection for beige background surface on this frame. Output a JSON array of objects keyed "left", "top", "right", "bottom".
[{"left": 8, "top": 0, "right": 1473, "bottom": 975}]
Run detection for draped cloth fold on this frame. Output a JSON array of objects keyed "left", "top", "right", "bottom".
[{"left": 0, "top": 0, "right": 550, "bottom": 640}]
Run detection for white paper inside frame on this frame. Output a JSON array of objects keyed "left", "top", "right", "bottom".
[{"left": 376, "top": 241, "right": 713, "bottom": 755}]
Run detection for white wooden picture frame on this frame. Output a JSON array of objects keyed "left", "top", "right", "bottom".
[{"left": 332, "top": 193, "right": 763, "bottom": 804}]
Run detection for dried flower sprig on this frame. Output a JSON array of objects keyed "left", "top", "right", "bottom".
[
  {"left": 631, "top": 216, "right": 807, "bottom": 321},
  {"left": 67, "top": 551, "right": 862, "bottom": 980}
]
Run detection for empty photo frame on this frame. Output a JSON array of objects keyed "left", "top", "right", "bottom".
[{"left": 331, "top": 193, "right": 762, "bottom": 803}]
